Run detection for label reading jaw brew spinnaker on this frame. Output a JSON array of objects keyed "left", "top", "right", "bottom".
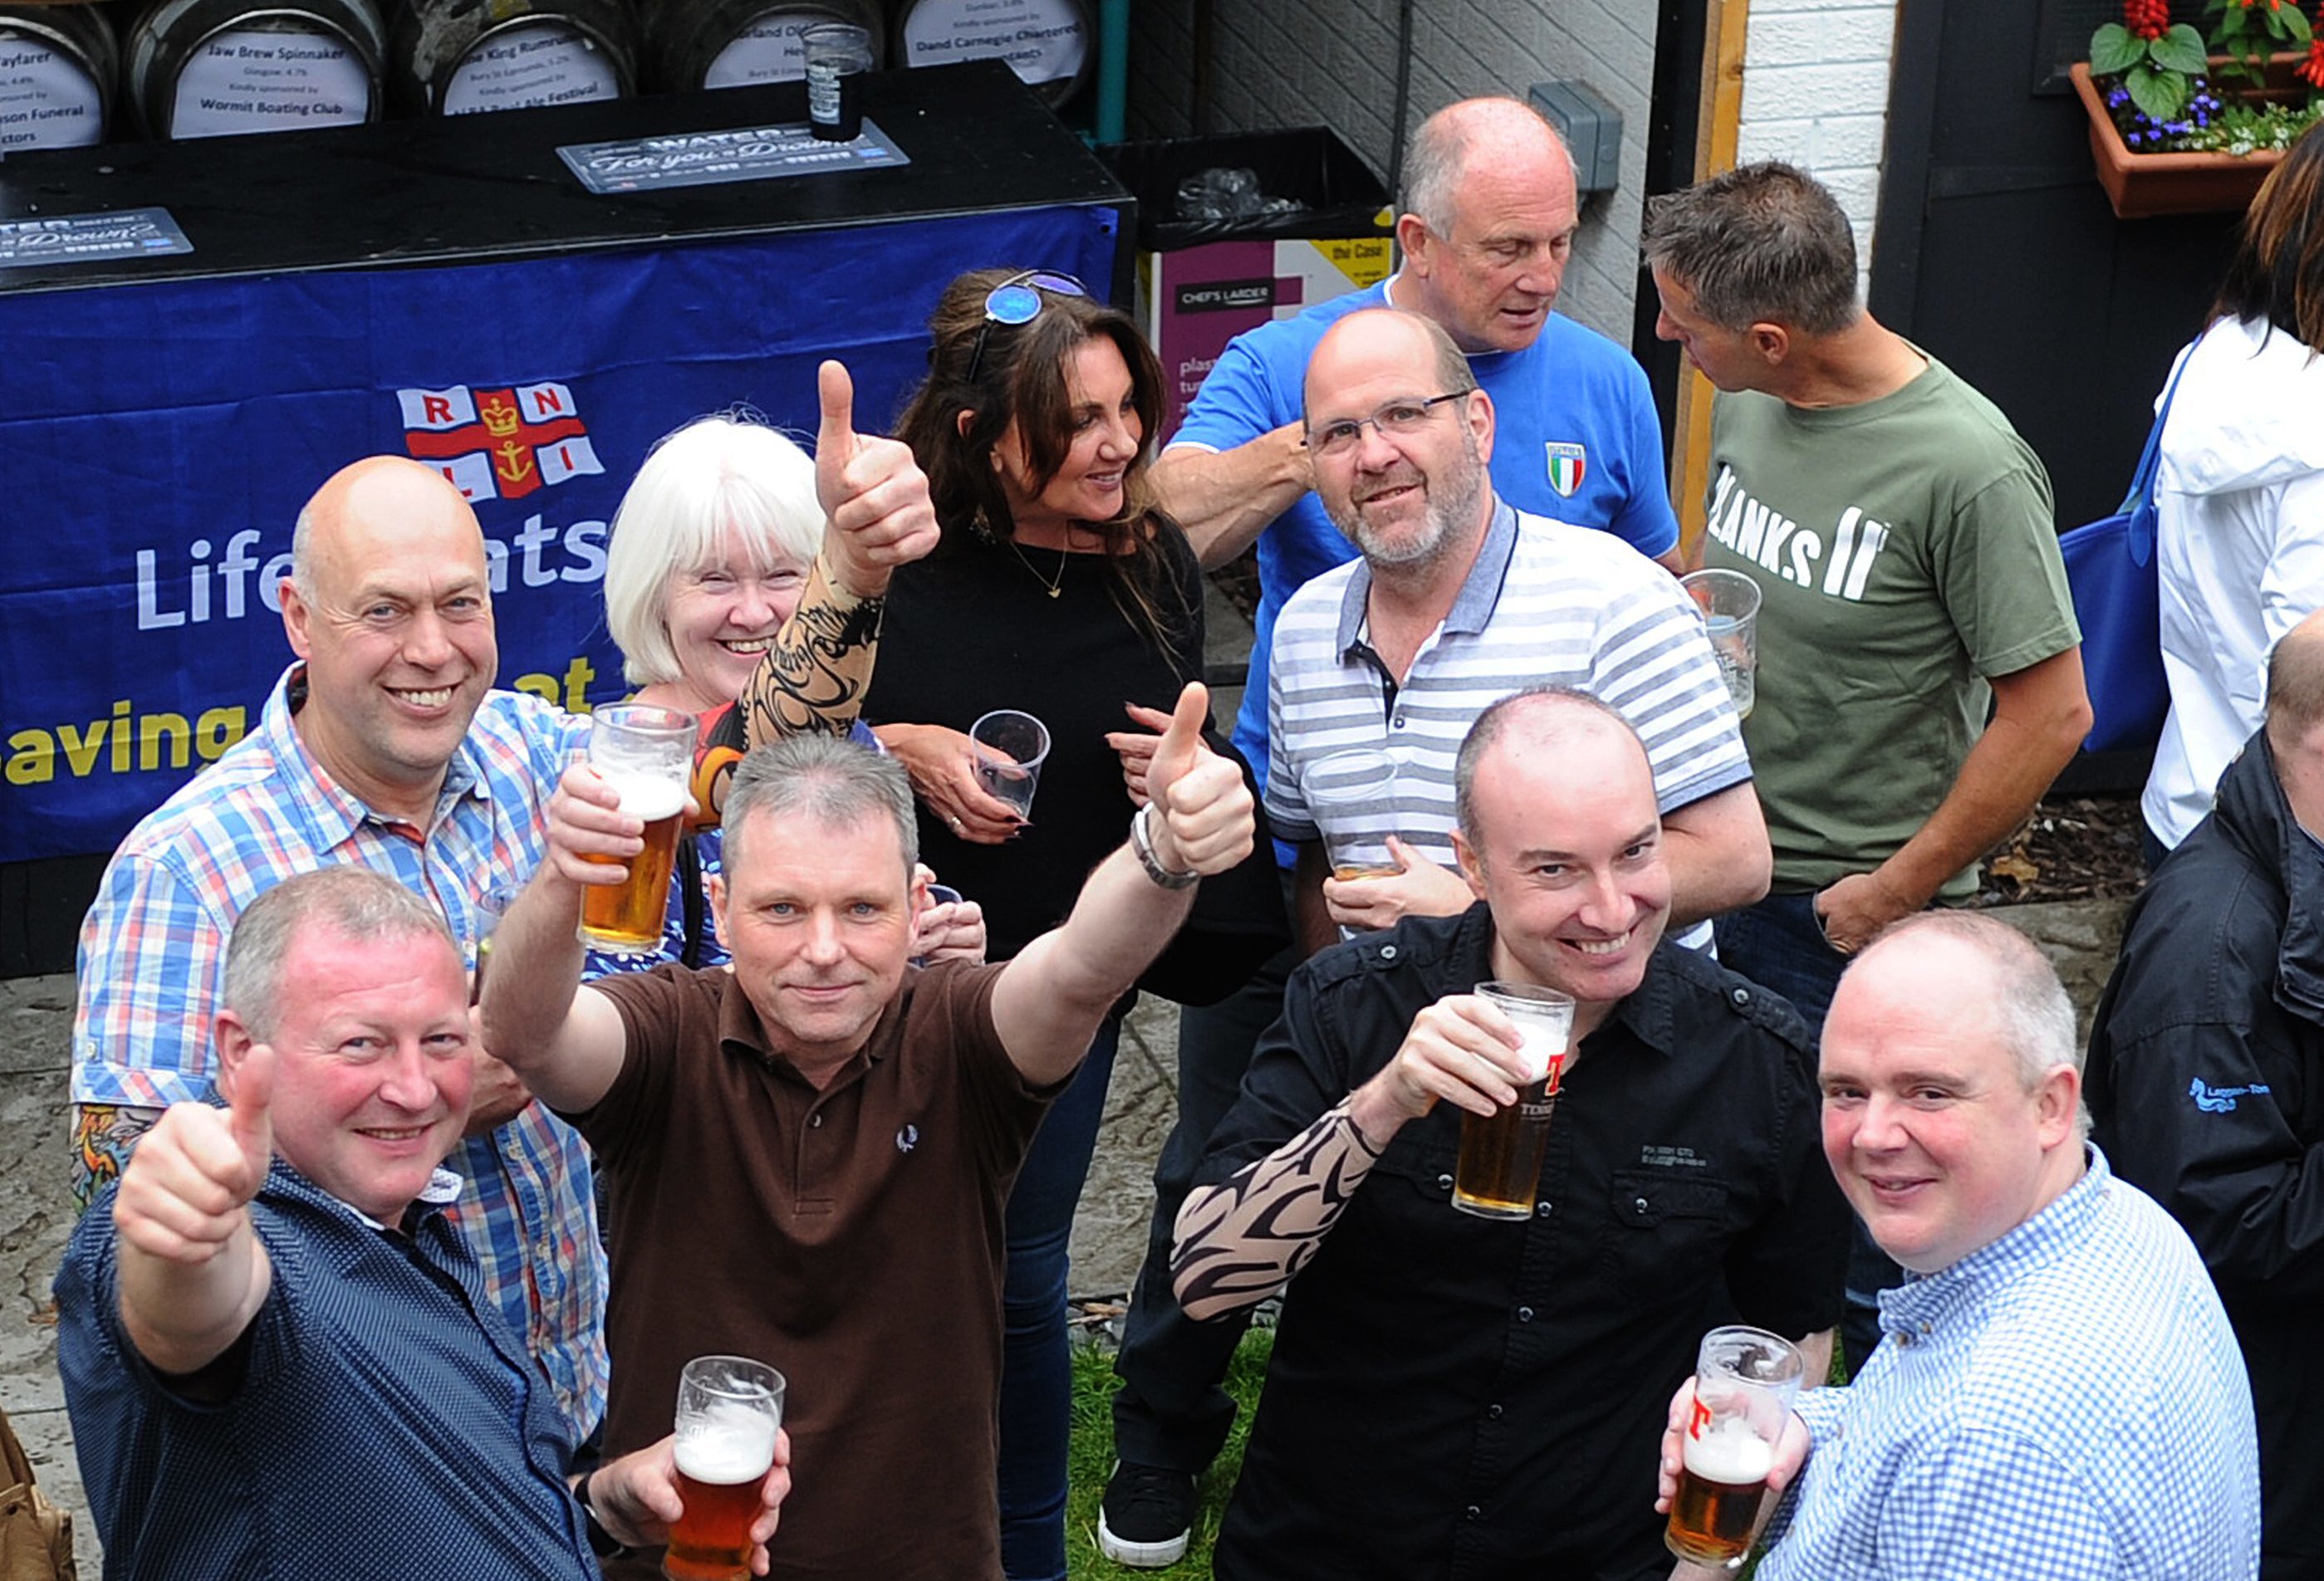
[{"left": 169, "top": 27, "right": 370, "bottom": 139}]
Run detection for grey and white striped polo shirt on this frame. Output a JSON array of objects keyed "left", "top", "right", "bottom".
[{"left": 1264, "top": 501, "right": 1751, "bottom": 872}]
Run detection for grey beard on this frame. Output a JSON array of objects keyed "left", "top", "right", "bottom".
[{"left": 1336, "top": 454, "right": 1489, "bottom": 571}]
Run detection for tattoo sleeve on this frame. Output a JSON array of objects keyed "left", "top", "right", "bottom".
[
  {"left": 71, "top": 1103, "right": 161, "bottom": 1216},
  {"left": 734, "top": 554, "right": 885, "bottom": 747},
  {"left": 1170, "top": 1096, "right": 1386, "bottom": 1319}
]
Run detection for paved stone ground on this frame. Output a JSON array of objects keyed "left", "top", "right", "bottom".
[
  {"left": 1, "top": 973, "right": 97, "bottom": 1577},
  {"left": 0, "top": 571, "right": 2136, "bottom": 1571}
]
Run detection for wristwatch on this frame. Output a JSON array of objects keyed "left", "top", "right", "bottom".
[
  {"left": 1131, "top": 803, "right": 1201, "bottom": 889},
  {"left": 574, "top": 1468, "right": 633, "bottom": 1561}
]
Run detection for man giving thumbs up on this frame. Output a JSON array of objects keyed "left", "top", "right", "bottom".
[
  {"left": 472, "top": 699, "right": 1253, "bottom": 1580},
  {"left": 58, "top": 864, "right": 790, "bottom": 1581}
]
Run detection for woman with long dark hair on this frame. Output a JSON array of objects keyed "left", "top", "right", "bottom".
[
  {"left": 2143, "top": 122, "right": 2324, "bottom": 854},
  {"left": 862, "top": 269, "right": 1208, "bottom": 1581}
]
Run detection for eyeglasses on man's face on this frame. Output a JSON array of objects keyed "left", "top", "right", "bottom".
[{"left": 1305, "top": 390, "right": 1474, "bottom": 458}]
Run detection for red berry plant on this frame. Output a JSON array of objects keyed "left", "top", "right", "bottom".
[{"left": 2091, "top": 0, "right": 2322, "bottom": 152}]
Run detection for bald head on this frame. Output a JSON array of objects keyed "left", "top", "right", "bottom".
[
  {"left": 1455, "top": 688, "right": 1648, "bottom": 845},
  {"left": 293, "top": 457, "right": 483, "bottom": 600},
  {"left": 277, "top": 456, "right": 498, "bottom": 820},
  {"left": 1450, "top": 688, "right": 1669, "bottom": 1017},
  {"left": 1395, "top": 97, "right": 1579, "bottom": 355},
  {"left": 1401, "top": 97, "right": 1576, "bottom": 236},
  {"left": 2268, "top": 609, "right": 2324, "bottom": 749},
  {"left": 1844, "top": 912, "right": 2081, "bottom": 1098},
  {"left": 1304, "top": 308, "right": 1473, "bottom": 428},
  {"left": 2266, "top": 609, "right": 2324, "bottom": 829}
]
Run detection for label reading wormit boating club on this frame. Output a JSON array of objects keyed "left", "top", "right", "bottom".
[{"left": 169, "top": 27, "right": 370, "bottom": 139}]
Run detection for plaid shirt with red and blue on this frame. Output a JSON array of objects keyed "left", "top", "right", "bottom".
[{"left": 72, "top": 665, "right": 609, "bottom": 1441}]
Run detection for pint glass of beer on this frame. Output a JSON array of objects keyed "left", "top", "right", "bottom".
[
  {"left": 1450, "top": 981, "right": 1575, "bottom": 1220},
  {"left": 1302, "top": 748, "right": 1401, "bottom": 884},
  {"left": 1665, "top": 1324, "right": 1806, "bottom": 1570},
  {"left": 580, "top": 703, "right": 695, "bottom": 955},
  {"left": 664, "top": 1354, "right": 785, "bottom": 1581}
]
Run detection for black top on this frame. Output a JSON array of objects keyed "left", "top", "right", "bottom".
[
  {"left": 2087, "top": 731, "right": 2324, "bottom": 1578},
  {"left": 864, "top": 521, "right": 1204, "bottom": 958},
  {"left": 1198, "top": 905, "right": 1848, "bottom": 1581}
]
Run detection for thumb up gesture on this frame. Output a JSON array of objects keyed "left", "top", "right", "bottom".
[
  {"left": 1143, "top": 683, "right": 1254, "bottom": 877},
  {"left": 114, "top": 1045, "right": 277, "bottom": 1265},
  {"left": 814, "top": 359, "right": 939, "bottom": 600}
]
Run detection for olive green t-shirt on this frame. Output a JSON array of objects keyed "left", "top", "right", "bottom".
[{"left": 1702, "top": 355, "right": 2079, "bottom": 897}]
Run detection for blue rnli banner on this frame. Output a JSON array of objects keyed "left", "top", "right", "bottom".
[{"left": 0, "top": 205, "right": 1120, "bottom": 861}]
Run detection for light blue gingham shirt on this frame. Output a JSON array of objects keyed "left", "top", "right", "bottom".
[
  {"left": 74, "top": 667, "right": 608, "bottom": 1441},
  {"left": 1760, "top": 1145, "right": 2260, "bottom": 1581}
]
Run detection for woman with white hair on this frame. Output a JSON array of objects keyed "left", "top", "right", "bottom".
[{"left": 592, "top": 411, "right": 982, "bottom": 971}]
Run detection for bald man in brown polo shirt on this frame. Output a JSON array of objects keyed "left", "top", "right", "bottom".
[{"left": 480, "top": 692, "right": 1254, "bottom": 1581}]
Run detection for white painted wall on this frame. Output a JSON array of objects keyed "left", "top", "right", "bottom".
[{"left": 1734, "top": 0, "right": 1900, "bottom": 292}]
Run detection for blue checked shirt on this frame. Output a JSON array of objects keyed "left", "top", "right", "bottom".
[
  {"left": 72, "top": 667, "right": 609, "bottom": 1440},
  {"left": 1760, "top": 1146, "right": 2260, "bottom": 1581}
]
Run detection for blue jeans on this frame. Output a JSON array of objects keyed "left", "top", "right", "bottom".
[
  {"left": 998, "top": 1013, "right": 1122, "bottom": 1581},
  {"left": 1714, "top": 891, "right": 1896, "bottom": 1378}
]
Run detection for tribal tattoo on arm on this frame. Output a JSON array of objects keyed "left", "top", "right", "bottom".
[
  {"left": 1170, "top": 1096, "right": 1386, "bottom": 1319},
  {"left": 71, "top": 1103, "right": 161, "bottom": 1215},
  {"left": 735, "top": 555, "right": 885, "bottom": 747}
]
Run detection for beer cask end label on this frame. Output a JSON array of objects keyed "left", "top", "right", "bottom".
[
  {"left": 443, "top": 20, "right": 618, "bottom": 115},
  {"left": 703, "top": 12, "right": 829, "bottom": 87},
  {"left": 169, "top": 27, "right": 370, "bottom": 139},
  {"left": 898, "top": 0, "right": 1086, "bottom": 86},
  {"left": 0, "top": 33, "right": 105, "bottom": 151}
]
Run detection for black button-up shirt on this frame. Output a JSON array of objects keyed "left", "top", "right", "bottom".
[{"left": 1197, "top": 905, "right": 1847, "bottom": 1581}]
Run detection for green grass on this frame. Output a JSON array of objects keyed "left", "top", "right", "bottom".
[
  {"left": 1064, "top": 1325, "right": 1275, "bottom": 1581},
  {"left": 1059, "top": 1321, "right": 1818, "bottom": 1579}
]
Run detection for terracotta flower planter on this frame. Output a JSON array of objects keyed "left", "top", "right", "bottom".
[{"left": 2070, "top": 56, "right": 2312, "bottom": 219}]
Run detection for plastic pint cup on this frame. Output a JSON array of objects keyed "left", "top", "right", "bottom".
[
  {"left": 968, "top": 709, "right": 1051, "bottom": 820},
  {"left": 664, "top": 1355, "right": 785, "bottom": 1581},
  {"left": 1665, "top": 1325, "right": 1806, "bottom": 1569},
  {"left": 1450, "top": 982, "right": 1575, "bottom": 1220},
  {"left": 580, "top": 703, "right": 695, "bottom": 955},
  {"left": 1302, "top": 747, "right": 1400, "bottom": 882},
  {"left": 1679, "top": 569, "right": 1762, "bottom": 720}
]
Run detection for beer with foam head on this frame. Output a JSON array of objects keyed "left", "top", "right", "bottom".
[
  {"left": 1451, "top": 982, "right": 1574, "bottom": 1220},
  {"left": 1664, "top": 1325, "right": 1805, "bottom": 1570},
  {"left": 1665, "top": 1414, "right": 1774, "bottom": 1568},
  {"left": 664, "top": 1356, "right": 784, "bottom": 1581},
  {"left": 577, "top": 703, "right": 696, "bottom": 956}
]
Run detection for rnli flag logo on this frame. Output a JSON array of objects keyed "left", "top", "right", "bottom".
[
  {"left": 1544, "top": 442, "right": 1586, "bottom": 499},
  {"left": 398, "top": 381, "right": 606, "bottom": 502}
]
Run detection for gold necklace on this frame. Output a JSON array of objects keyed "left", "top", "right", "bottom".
[{"left": 1005, "top": 536, "right": 1068, "bottom": 598}]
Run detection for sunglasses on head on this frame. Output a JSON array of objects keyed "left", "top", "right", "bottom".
[{"left": 964, "top": 269, "right": 1090, "bottom": 383}]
